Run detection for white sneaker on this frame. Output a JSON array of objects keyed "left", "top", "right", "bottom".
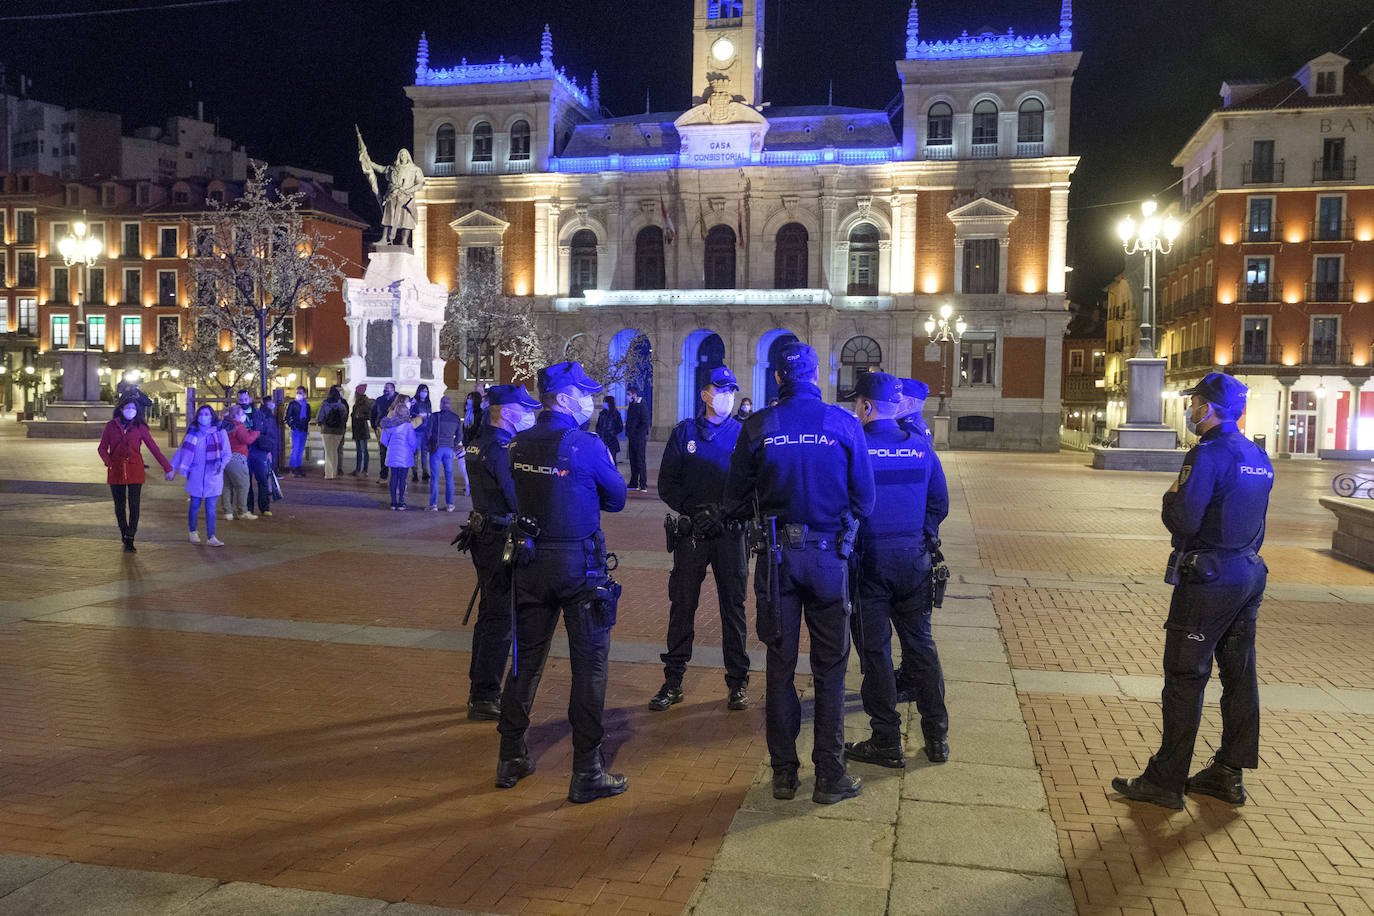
[
  {"left": 206, "top": 537, "right": 225, "bottom": 547},
  {"left": 189, "top": 531, "right": 201, "bottom": 544},
  {"left": 241, "top": 512, "right": 257, "bottom": 520},
  {"left": 446, "top": 504, "right": 456, "bottom": 512},
  {"left": 223, "top": 512, "right": 235, "bottom": 521},
  {"left": 427, "top": 505, "right": 438, "bottom": 511}
]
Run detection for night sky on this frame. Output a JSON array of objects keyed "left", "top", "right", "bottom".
[{"left": 6, "top": 0, "right": 1373, "bottom": 312}]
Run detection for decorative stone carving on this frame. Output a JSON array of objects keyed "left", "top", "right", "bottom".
[{"left": 343, "top": 248, "right": 447, "bottom": 396}]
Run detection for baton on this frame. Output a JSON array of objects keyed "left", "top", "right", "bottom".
[{"left": 461, "top": 581, "right": 481, "bottom": 626}]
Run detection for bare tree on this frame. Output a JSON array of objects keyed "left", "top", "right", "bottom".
[
  {"left": 155, "top": 319, "right": 258, "bottom": 401},
  {"left": 188, "top": 163, "right": 345, "bottom": 398},
  {"left": 439, "top": 254, "right": 534, "bottom": 384}
]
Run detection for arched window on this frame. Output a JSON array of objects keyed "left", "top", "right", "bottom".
[
  {"left": 509, "top": 120, "right": 531, "bottom": 161},
  {"left": 847, "top": 223, "right": 880, "bottom": 296},
  {"left": 570, "top": 229, "right": 597, "bottom": 297},
  {"left": 1017, "top": 99, "right": 1044, "bottom": 144},
  {"left": 704, "top": 225, "right": 736, "bottom": 289},
  {"left": 972, "top": 100, "right": 998, "bottom": 147},
  {"left": 471, "top": 122, "right": 493, "bottom": 162},
  {"left": 774, "top": 223, "right": 808, "bottom": 289},
  {"left": 927, "top": 102, "right": 953, "bottom": 146},
  {"left": 839, "top": 336, "right": 882, "bottom": 401},
  {"left": 435, "top": 124, "right": 456, "bottom": 164},
  {"left": 634, "top": 225, "right": 665, "bottom": 290}
]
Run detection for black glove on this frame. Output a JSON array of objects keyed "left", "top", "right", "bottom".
[{"left": 691, "top": 506, "right": 725, "bottom": 540}]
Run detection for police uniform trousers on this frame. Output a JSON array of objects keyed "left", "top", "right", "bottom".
[
  {"left": 468, "top": 527, "right": 514, "bottom": 703},
  {"left": 662, "top": 530, "right": 751, "bottom": 690},
  {"left": 1143, "top": 554, "right": 1265, "bottom": 794},
  {"left": 758, "top": 541, "right": 851, "bottom": 783},
  {"left": 498, "top": 539, "right": 613, "bottom": 770},
  {"left": 855, "top": 540, "right": 947, "bottom": 745}
]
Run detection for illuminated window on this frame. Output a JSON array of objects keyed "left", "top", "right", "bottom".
[
  {"left": 838, "top": 336, "right": 882, "bottom": 401},
  {"left": 87, "top": 315, "right": 106, "bottom": 348},
  {"left": 1017, "top": 99, "right": 1044, "bottom": 143},
  {"left": 926, "top": 103, "right": 952, "bottom": 145},
  {"left": 972, "top": 100, "right": 998, "bottom": 146},
  {"left": 569, "top": 229, "right": 597, "bottom": 297},
  {"left": 157, "top": 270, "right": 178, "bottom": 306},
  {"left": 51, "top": 315, "right": 69, "bottom": 349},
  {"left": 122, "top": 316, "right": 141, "bottom": 350},
  {"left": 846, "top": 223, "right": 879, "bottom": 295},
  {"left": 17, "top": 298, "right": 37, "bottom": 334},
  {"left": 509, "top": 121, "right": 531, "bottom": 161}
]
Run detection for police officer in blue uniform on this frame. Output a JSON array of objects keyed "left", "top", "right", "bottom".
[
  {"left": 1113, "top": 372, "right": 1273, "bottom": 809},
  {"left": 724, "top": 342, "right": 875, "bottom": 804},
  {"left": 651, "top": 366, "right": 751, "bottom": 713},
  {"left": 462, "top": 383, "right": 540, "bottom": 721},
  {"left": 897, "top": 378, "right": 934, "bottom": 441},
  {"left": 495, "top": 361, "right": 629, "bottom": 804},
  {"left": 844, "top": 372, "right": 951, "bottom": 769}
]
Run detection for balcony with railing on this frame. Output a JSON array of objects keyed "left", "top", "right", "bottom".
[
  {"left": 924, "top": 141, "right": 954, "bottom": 161},
  {"left": 1233, "top": 342, "right": 1282, "bottom": 366},
  {"left": 1237, "top": 280, "right": 1279, "bottom": 303},
  {"left": 1240, "top": 220, "right": 1283, "bottom": 243},
  {"left": 1242, "top": 160, "right": 1285, "bottom": 184},
  {"left": 467, "top": 160, "right": 495, "bottom": 175},
  {"left": 1301, "top": 342, "right": 1353, "bottom": 366},
  {"left": 1311, "top": 219, "right": 1353, "bottom": 242},
  {"left": 1313, "top": 158, "right": 1357, "bottom": 182},
  {"left": 1306, "top": 280, "right": 1353, "bottom": 303},
  {"left": 431, "top": 162, "right": 456, "bottom": 177},
  {"left": 505, "top": 158, "right": 533, "bottom": 174},
  {"left": 970, "top": 142, "right": 998, "bottom": 159},
  {"left": 1184, "top": 346, "right": 1212, "bottom": 368},
  {"left": 1015, "top": 141, "right": 1044, "bottom": 158}
]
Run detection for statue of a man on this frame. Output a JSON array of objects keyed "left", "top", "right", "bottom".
[{"left": 357, "top": 128, "right": 426, "bottom": 247}]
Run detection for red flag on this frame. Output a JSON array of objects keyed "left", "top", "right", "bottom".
[{"left": 660, "top": 195, "right": 676, "bottom": 245}]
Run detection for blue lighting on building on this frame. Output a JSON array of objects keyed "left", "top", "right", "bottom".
[
  {"left": 549, "top": 146, "right": 904, "bottom": 174},
  {"left": 904, "top": 0, "right": 1073, "bottom": 61},
  {"left": 413, "top": 26, "right": 593, "bottom": 109}
]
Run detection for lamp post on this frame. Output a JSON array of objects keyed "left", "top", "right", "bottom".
[
  {"left": 923, "top": 303, "right": 967, "bottom": 417},
  {"left": 1116, "top": 200, "right": 1179, "bottom": 360},
  {"left": 56, "top": 211, "right": 104, "bottom": 403}
]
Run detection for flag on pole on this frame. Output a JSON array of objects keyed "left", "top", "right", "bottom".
[{"left": 660, "top": 195, "right": 676, "bottom": 244}]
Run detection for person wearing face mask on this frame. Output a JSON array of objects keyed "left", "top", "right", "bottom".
[
  {"left": 285, "top": 386, "right": 312, "bottom": 478},
  {"left": 896, "top": 378, "right": 934, "bottom": 442},
  {"left": 650, "top": 366, "right": 751, "bottom": 714},
  {"left": 732, "top": 397, "right": 753, "bottom": 422},
  {"left": 169, "top": 405, "right": 232, "bottom": 546},
  {"left": 625, "top": 386, "right": 650, "bottom": 491},
  {"left": 98, "top": 395, "right": 175, "bottom": 552},
  {"left": 371, "top": 381, "right": 398, "bottom": 483},
  {"left": 411, "top": 384, "right": 434, "bottom": 484},
  {"left": 460, "top": 383, "right": 541, "bottom": 721},
  {"left": 219, "top": 404, "right": 261, "bottom": 521},
  {"left": 248, "top": 398, "right": 280, "bottom": 517},
  {"left": 496, "top": 361, "right": 628, "bottom": 804},
  {"left": 595, "top": 395, "right": 623, "bottom": 466},
  {"left": 845, "top": 372, "right": 950, "bottom": 770},
  {"left": 1113, "top": 372, "right": 1274, "bottom": 811}
]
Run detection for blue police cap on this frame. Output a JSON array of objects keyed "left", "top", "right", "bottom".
[
  {"left": 1182, "top": 372, "right": 1248, "bottom": 415},
  {"left": 901, "top": 378, "right": 930, "bottom": 401},
  {"left": 854, "top": 371, "right": 902, "bottom": 404},
  {"left": 705, "top": 366, "right": 739, "bottom": 392},
  {"left": 486, "top": 384, "right": 540, "bottom": 409},
  {"left": 537, "top": 361, "right": 603, "bottom": 395},
  {"left": 777, "top": 341, "right": 819, "bottom": 380}
]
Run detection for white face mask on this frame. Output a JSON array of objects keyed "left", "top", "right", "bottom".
[
  {"left": 711, "top": 392, "right": 736, "bottom": 417},
  {"left": 568, "top": 393, "right": 595, "bottom": 425},
  {"left": 122, "top": 407, "right": 137, "bottom": 420},
  {"left": 198, "top": 413, "right": 214, "bottom": 427},
  {"left": 1186, "top": 403, "right": 1212, "bottom": 435},
  {"left": 295, "top": 394, "right": 305, "bottom": 402},
  {"left": 514, "top": 409, "right": 536, "bottom": 432}
]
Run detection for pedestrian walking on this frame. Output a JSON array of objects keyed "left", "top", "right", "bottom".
[
  {"left": 97, "top": 395, "right": 174, "bottom": 552},
  {"left": 845, "top": 372, "right": 950, "bottom": 770},
  {"left": 285, "top": 386, "right": 312, "bottom": 477},
  {"left": 495, "top": 361, "right": 628, "bottom": 804},
  {"left": 732, "top": 397, "right": 754, "bottom": 422},
  {"left": 412, "top": 383, "right": 434, "bottom": 483},
  {"left": 371, "top": 381, "right": 398, "bottom": 483},
  {"left": 425, "top": 395, "right": 464, "bottom": 511},
  {"left": 317, "top": 385, "right": 349, "bottom": 479},
  {"left": 724, "top": 341, "right": 875, "bottom": 805},
  {"left": 219, "top": 404, "right": 260, "bottom": 521},
  {"left": 650, "top": 366, "right": 751, "bottom": 713},
  {"left": 248, "top": 398, "right": 279, "bottom": 517},
  {"left": 379, "top": 399, "right": 418, "bottom": 509},
  {"left": 625, "top": 386, "right": 649, "bottom": 491},
  {"left": 170, "top": 404, "right": 232, "bottom": 546},
  {"left": 1113, "top": 373, "right": 1274, "bottom": 810},
  {"left": 595, "top": 394, "right": 623, "bottom": 465},
  {"left": 351, "top": 384, "right": 373, "bottom": 476}
]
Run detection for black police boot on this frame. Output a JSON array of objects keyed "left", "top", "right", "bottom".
[
  {"left": 1187, "top": 758, "right": 1246, "bottom": 805},
  {"left": 1111, "top": 774, "right": 1185, "bottom": 810},
  {"left": 813, "top": 772, "right": 862, "bottom": 805},
  {"left": 495, "top": 755, "right": 534, "bottom": 789},
  {"left": 467, "top": 698, "right": 501, "bottom": 721},
  {"left": 924, "top": 737, "right": 950, "bottom": 764},
  {"left": 648, "top": 682, "right": 684, "bottom": 711},
  {"left": 727, "top": 686, "right": 749, "bottom": 710},
  {"left": 122, "top": 536, "right": 136, "bottom": 553},
  {"left": 844, "top": 738, "right": 905, "bottom": 769},
  {"left": 568, "top": 749, "right": 628, "bottom": 804},
  {"left": 771, "top": 767, "right": 800, "bottom": 800}
]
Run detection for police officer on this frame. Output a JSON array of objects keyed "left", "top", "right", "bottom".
[
  {"left": 1113, "top": 372, "right": 1273, "bottom": 809},
  {"left": 495, "top": 361, "right": 629, "bottom": 804},
  {"left": 844, "top": 372, "right": 951, "bottom": 768},
  {"left": 724, "top": 342, "right": 875, "bottom": 804},
  {"left": 892, "top": 376, "right": 940, "bottom": 706},
  {"left": 462, "top": 383, "right": 540, "bottom": 721},
  {"left": 650, "top": 366, "right": 751, "bottom": 713},
  {"left": 897, "top": 378, "right": 933, "bottom": 440}
]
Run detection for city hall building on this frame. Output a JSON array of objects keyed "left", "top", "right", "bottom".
[{"left": 406, "top": 0, "right": 1079, "bottom": 446}]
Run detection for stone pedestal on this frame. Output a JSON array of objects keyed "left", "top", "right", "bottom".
[
  {"left": 933, "top": 414, "right": 951, "bottom": 448},
  {"left": 1092, "top": 355, "right": 1182, "bottom": 471},
  {"left": 25, "top": 329, "right": 108, "bottom": 438},
  {"left": 342, "top": 246, "right": 448, "bottom": 397}
]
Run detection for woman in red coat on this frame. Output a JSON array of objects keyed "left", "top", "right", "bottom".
[{"left": 97, "top": 394, "right": 174, "bottom": 552}]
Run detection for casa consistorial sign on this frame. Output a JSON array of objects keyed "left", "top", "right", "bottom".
[{"left": 674, "top": 74, "right": 769, "bottom": 169}]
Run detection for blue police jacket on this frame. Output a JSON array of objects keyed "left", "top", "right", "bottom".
[
  {"left": 510, "top": 410, "right": 627, "bottom": 540},
  {"left": 465, "top": 423, "right": 517, "bottom": 520},
  {"left": 861, "top": 419, "right": 948, "bottom": 547},
  {"left": 1162, "top": 422, "right": 1273, "bottom": 553},
  {"left": 899, "top": 414, "right": 933, "bottom": 441},
  {"left": 724, "top": 380, "right": 876, "bottom": 529},
  {"left": 658, "top": 414, "right": 742, "bottom": 514}
]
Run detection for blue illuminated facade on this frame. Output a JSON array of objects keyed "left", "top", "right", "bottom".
[{"left": 906, "top": 0, "right": 1073, "bottom": 61}]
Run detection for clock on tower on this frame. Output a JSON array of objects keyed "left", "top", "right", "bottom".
[{"left": 692, "top": 0, "right": 764, "bottom": 107}]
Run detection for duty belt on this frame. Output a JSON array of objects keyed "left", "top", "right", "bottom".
[
  {"left": 778, "top": 523, "right": 841, "bottom": 551},
  {"left": 469, "top": 510, "right": 513, "bottom": 533}
]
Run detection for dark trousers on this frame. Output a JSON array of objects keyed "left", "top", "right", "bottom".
[
  {"left": 110, "top": 483, "right": 142, "bottom": 537},
  {"left": 389, "top": 472, "right": 408, "bottom": 507},
  {"left": 354, "top": 438, "right": 370, "bottom": 473},
  {"left": 1143, "top": 556, "right": 1266, "bottom": 794},
  {"left": 469, "top": 530, "right": 513, "bottom": 702},
  {"left": 378, "top": 441, "right": 389, "bottom": 478},
  {"left": 248, "top": 452, "right": 273, "bottom": 513},
  {"left": 498, "top": 545, "right": 612, "bottom": 770},
  {"left": 662, "top": 530, "right": 751, "bottom": 689},
  {"left": 758, "top": 545, "right": 851, "bottom": 783},
  {"left": 628, "top": 436, "right": 647, "bottom": 489},
  {"left": 856, "top": 543, "right": 946, "bottom": 745}
]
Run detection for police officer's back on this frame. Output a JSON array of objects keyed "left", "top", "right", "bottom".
[
  {"left": 1113, "top": 372, "right": 1273, "bottom": 810},
  {"left": 725, "top": 341, "right": 875, "bottom": 805},
  {"left": 496, "top": 361, "right": 628, "bottom": 804},
  {"left": 897, "top": 377, "right": 934, "bottom": 441}
]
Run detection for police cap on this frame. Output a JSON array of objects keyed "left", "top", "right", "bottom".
[
  {"left": 777, "top": 341, "right": 819, "bottom": 380},
  {"left": 537, "top": 361, "right": 603, "bottom": 395},
  {"left": 901, "top": 377, "right": 930, "bottom": 401},
  {"left": 486, "top": 384, "right": 541, "bottom": 408},
  {"left": 853, "top": 371, "right": 902, "bottom": 404},
  {"left": 1182, "top": 371, "right": 1248, "bottom": 416},
  {"left": 704, "top": 366, "right": 739, "bottom": 392}
]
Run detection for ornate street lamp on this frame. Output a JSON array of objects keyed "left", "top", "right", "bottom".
[
  {"left": 1116, "top": 199, "right": 1180, "bottom": 359},
  {"left": 923, "top": 303, "right": 967, "bottom": 417},
  {"left": 57, "top": 212, "right": 104, "bottom": 403}
]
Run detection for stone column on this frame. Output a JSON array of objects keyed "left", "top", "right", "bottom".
[
  {"left": 953, "top": 239, "right": 966, "bottom": 293},
  {"left": 997, "top": 237, "right": 1011, "bottom": 294},
  {"left": 1047, "top": 185, "right": 1069, "bottom": 295},
  {"left": 1276, "top": 376, "right": 1297, "bottom": 458},
  {"left": 533, "top": 199, "right": 551, "bottom": 295},
  {"left": 820, "top": 192, "right": 838, "bottom": 291},
  {"left": 1346, "top": 376, "right": 1366, "bottom": 451}
]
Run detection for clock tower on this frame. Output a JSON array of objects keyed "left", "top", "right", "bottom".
[{"left": 692, "top": 0, "right": 764, "bottom": 107}]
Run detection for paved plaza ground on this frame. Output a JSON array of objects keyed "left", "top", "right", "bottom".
[{"left": 1, "top": 420, "right": 1373, "bottom": 915}]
